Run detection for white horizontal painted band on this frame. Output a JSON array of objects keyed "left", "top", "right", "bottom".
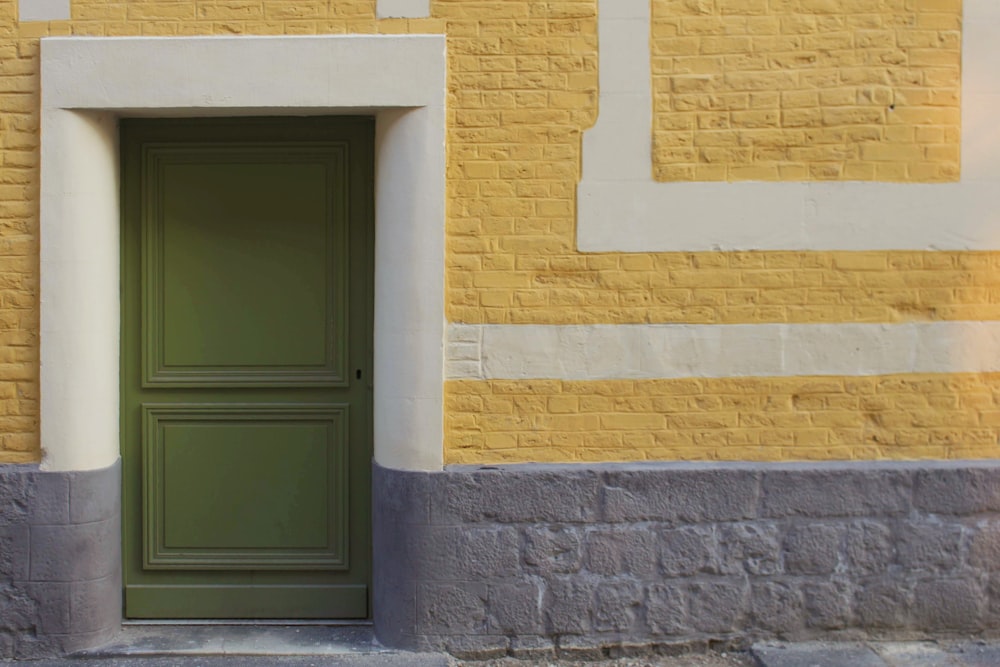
[
  {"left": 447, "top": 322, "right": 1000, "bottom": 380},
  {"left": 578, "top": 0, "right": 1000, "bottom": 251}
]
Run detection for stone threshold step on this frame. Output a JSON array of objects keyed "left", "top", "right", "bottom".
[{"left": 77, "top": 624, "right": 447, "bottom": 664}]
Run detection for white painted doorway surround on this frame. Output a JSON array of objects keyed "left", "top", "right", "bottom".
[{"left": 39, "top": 35, "right": 447, "bottom": 473}]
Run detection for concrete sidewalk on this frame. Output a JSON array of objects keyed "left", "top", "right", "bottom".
[{"left": 752, "top": 641, "right": 1000, "bottom": 667}]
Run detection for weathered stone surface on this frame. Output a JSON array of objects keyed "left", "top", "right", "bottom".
[
  {"left": 487, "top": 582, "right": 542, "bottom": 635},
  {"left": 543, "top": 579, "right": 594, "bottom": 634},
  {"left": 969, "top": 519, "right": 1000, "bottom": 571},
  {"left": 897, "top": 521, "right": 964, "bottom": 572},
  {"left": 659, "top": 526, "right": 717, "bottom": 577},
  {"left": 25, "top": 582, "right": 68, "bottom": 634},
  {"left": 69, "top": 466, "right": 121, "bottom": 525},
  {"left": 418, "top": 526, "right": 519, "bottom": 581},
  {"left": 585, "top": 527, "right": 657, "bottom": 577},
  {"left": 375, "top": 461, "right": 1000, "bottom": 652},
  {"left": 687, "top": 581, "right": 747, "bottom": 634},
  {"left": 0, "top": 583, "right": 37, "bottom": 632},
  {"left": 69, "top": 573, "right": 121, "bottom": 635},
  {"left": 719, "top": 523, "right": 781, "bottom": 576},
  {"left": 415, "top": 584, "right": 488, "bottom": 635},
  {"left": 646, "top": 583, "right": 687, "bottom": 636},
  {"left": 913, "top": 466, "right": 1000, "bottom": 515},
  {"left": 0, "top": 467, "right": 34, "bottom": 525},
  {"left": 911, "top": 579, "right": 982, "bottom": 631},
  {"left": 845, "top": 520, "right": 895, "bottom": 574},
  {"left": 29, "top": 516, "right": 119, "bottom": 582},
  {"left": 783, "top": 524, "right": 842, "bottom": 575},
  {"left": 432, "top": 470, "right": 602, "bottom": 524},
  {"left": 603, "top": 469, "right": 758, "bottom": 524},
  {"left": 0, "top": 461, "right": 121, "bottom": 659},
  {"left": 761, "top": 468, "right": 910, "bottom": 519},
  {"left": 523, "top": 526, "right": 582, "bottom": 575},
  {"left": 27, "top": 473, "right": 69, "bottom": 525},
  {"left": 0, "top": 523, "right": 29, "bottom": 581},
  {"left": 593, "top": 582, "right": 643, "bottom": 632},
  {"left": 802, "top": 580, "right": 852, "bottom": 630},
  {"left": 750, "top": 581, "right": 804, "bottom": 635},
  {"left": 853, "top": 576, "right": 912, "bottom": 629}
]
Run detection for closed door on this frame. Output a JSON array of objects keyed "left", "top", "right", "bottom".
[{"left": 120, "top": 117, "right": 374, "bottom": 618}]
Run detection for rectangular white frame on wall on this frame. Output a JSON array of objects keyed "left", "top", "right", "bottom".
[{"left": 40, "top": 35, "right": 447, "bottom": 472}]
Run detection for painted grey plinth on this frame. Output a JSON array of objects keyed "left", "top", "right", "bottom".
[
  {"left": 372, "top": 460, "right": 1000, "bottom": 658},
  {"left": 0, "top": 460, "right": 121, "bottom": 659}
]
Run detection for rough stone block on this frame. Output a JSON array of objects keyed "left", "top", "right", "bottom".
[
  {"left": 719, "top": 523, "right": 781, "bottom": 576},
  {"left": 0, "top": 468, "right": 35, "bottom": 524},
  {"left": 415, "top": 583, "right": 488, "bottom": 635},
  {"left": 29, "top": 516, "right": 118, "bottom": 582},
  {"left": 603, "top": 469, "right": 758, "bottom": 524},
  {"left": 417, "top": 525, "right": 519, "bottom": 581},
  {"left": 585, "top": 527, "right": 657, "bottom": 577},
  {"left": 646, "top": 583, "right": 688, "bottom": 636},
  {"left": 69, "top": 573, "right": 121, "bottom": 635},
  {"left": 969, "top": 519, "right": 1000, "bottom": 572},
  {"left": 659, "top": 526, "right": 717, "bottom": 577},
  {"left": 911, "top": 579, "right": 982, "bottom": 631},
  {"left": 543, "top": 579, "right": 594, "bottom": 635},
  {"left": 27, "top": 473, "right": 69, "bottom": 525},
  {"left": 0, "top": 631, "right": 12, "bottom": 659},
  {"left": 750, "top": 581, "right": 804, "bottom": 635},
  {"left": 687, "top": 580, "right": 747, "bottom": 634},
  {"left": 0, "top": 523, "right": 29, "bottom": 581},
  {"left": 432, "top": 470, "right": 602, "bottom": 524},
  {"left": 913, "top": 466, "right": 1000, "bottom": 515},
  {"left": 783, "top": 523, "right": 843, "bottom": 575},
  {"left": 68, "top": 462, "right": 120, "bottom": 524},
  {"left": 373, "top": 464, "right": 432, "bottom": 527},
  {"left": 25, "top": 582, "right": 69, "bottom": 635},
  {"left": 0, "top": 583, "right": 40, "bottom": 632},
  {"left": 845, "top": 520, "right": 895, "bottom": 575},
  {"left": 761, "top": 468, "right": 910, "bottom": 519},
  {"left": 853, "top": 576, "right": 912, "bottom": 629},
  {"left": 487, "top": 582, "right": 542, "bottom": 635},
  {"left": 523, "top": 526, "right": 582, "bottom": 575},
  {"left": 374, "top": 578, "right": 417, "bottom": 650},
  {"left": 897, "top": 521, "right": 964, "bottom": 572},
  {"left": 802, "top": 579, "right": 853, "bottom": 630},
  {"left": 593, "top": 582, "right": 643, "bottom": 633}
]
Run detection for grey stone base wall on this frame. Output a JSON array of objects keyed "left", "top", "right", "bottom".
[
  {"left": 373, "top": 460, "right": 1000, "bottom": 658},
  {"left": 0, "top": 460, "right": 121, "bottom": 659}
]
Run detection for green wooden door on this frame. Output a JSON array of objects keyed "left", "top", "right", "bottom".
[{"left": 120, "top": 117, "right": 374, "bottom": 619}]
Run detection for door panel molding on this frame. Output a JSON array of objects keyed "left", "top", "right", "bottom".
[
  {"left": 142, "top": 144, "right": 350, "bottom": 388},
  {"left": 142, "top": 404, "right": 349, "bottom": 571}
]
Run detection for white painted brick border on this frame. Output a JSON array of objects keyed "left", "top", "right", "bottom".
[{"left": 578, "top": 0, "right": 1000, "bottom": 252}]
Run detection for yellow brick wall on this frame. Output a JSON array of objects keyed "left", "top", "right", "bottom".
[
  {"left": 446, "top": 375, "right": 1000, "bottom": 464},
  {"left": 448, "top": 250, "right": 1000, "bottom": 325},
  {"left": 0, "top": 0, "right": 984, "bottom": 465},
  {"left": 651, "top": 0, "right": 962, "bottom": 182}
]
